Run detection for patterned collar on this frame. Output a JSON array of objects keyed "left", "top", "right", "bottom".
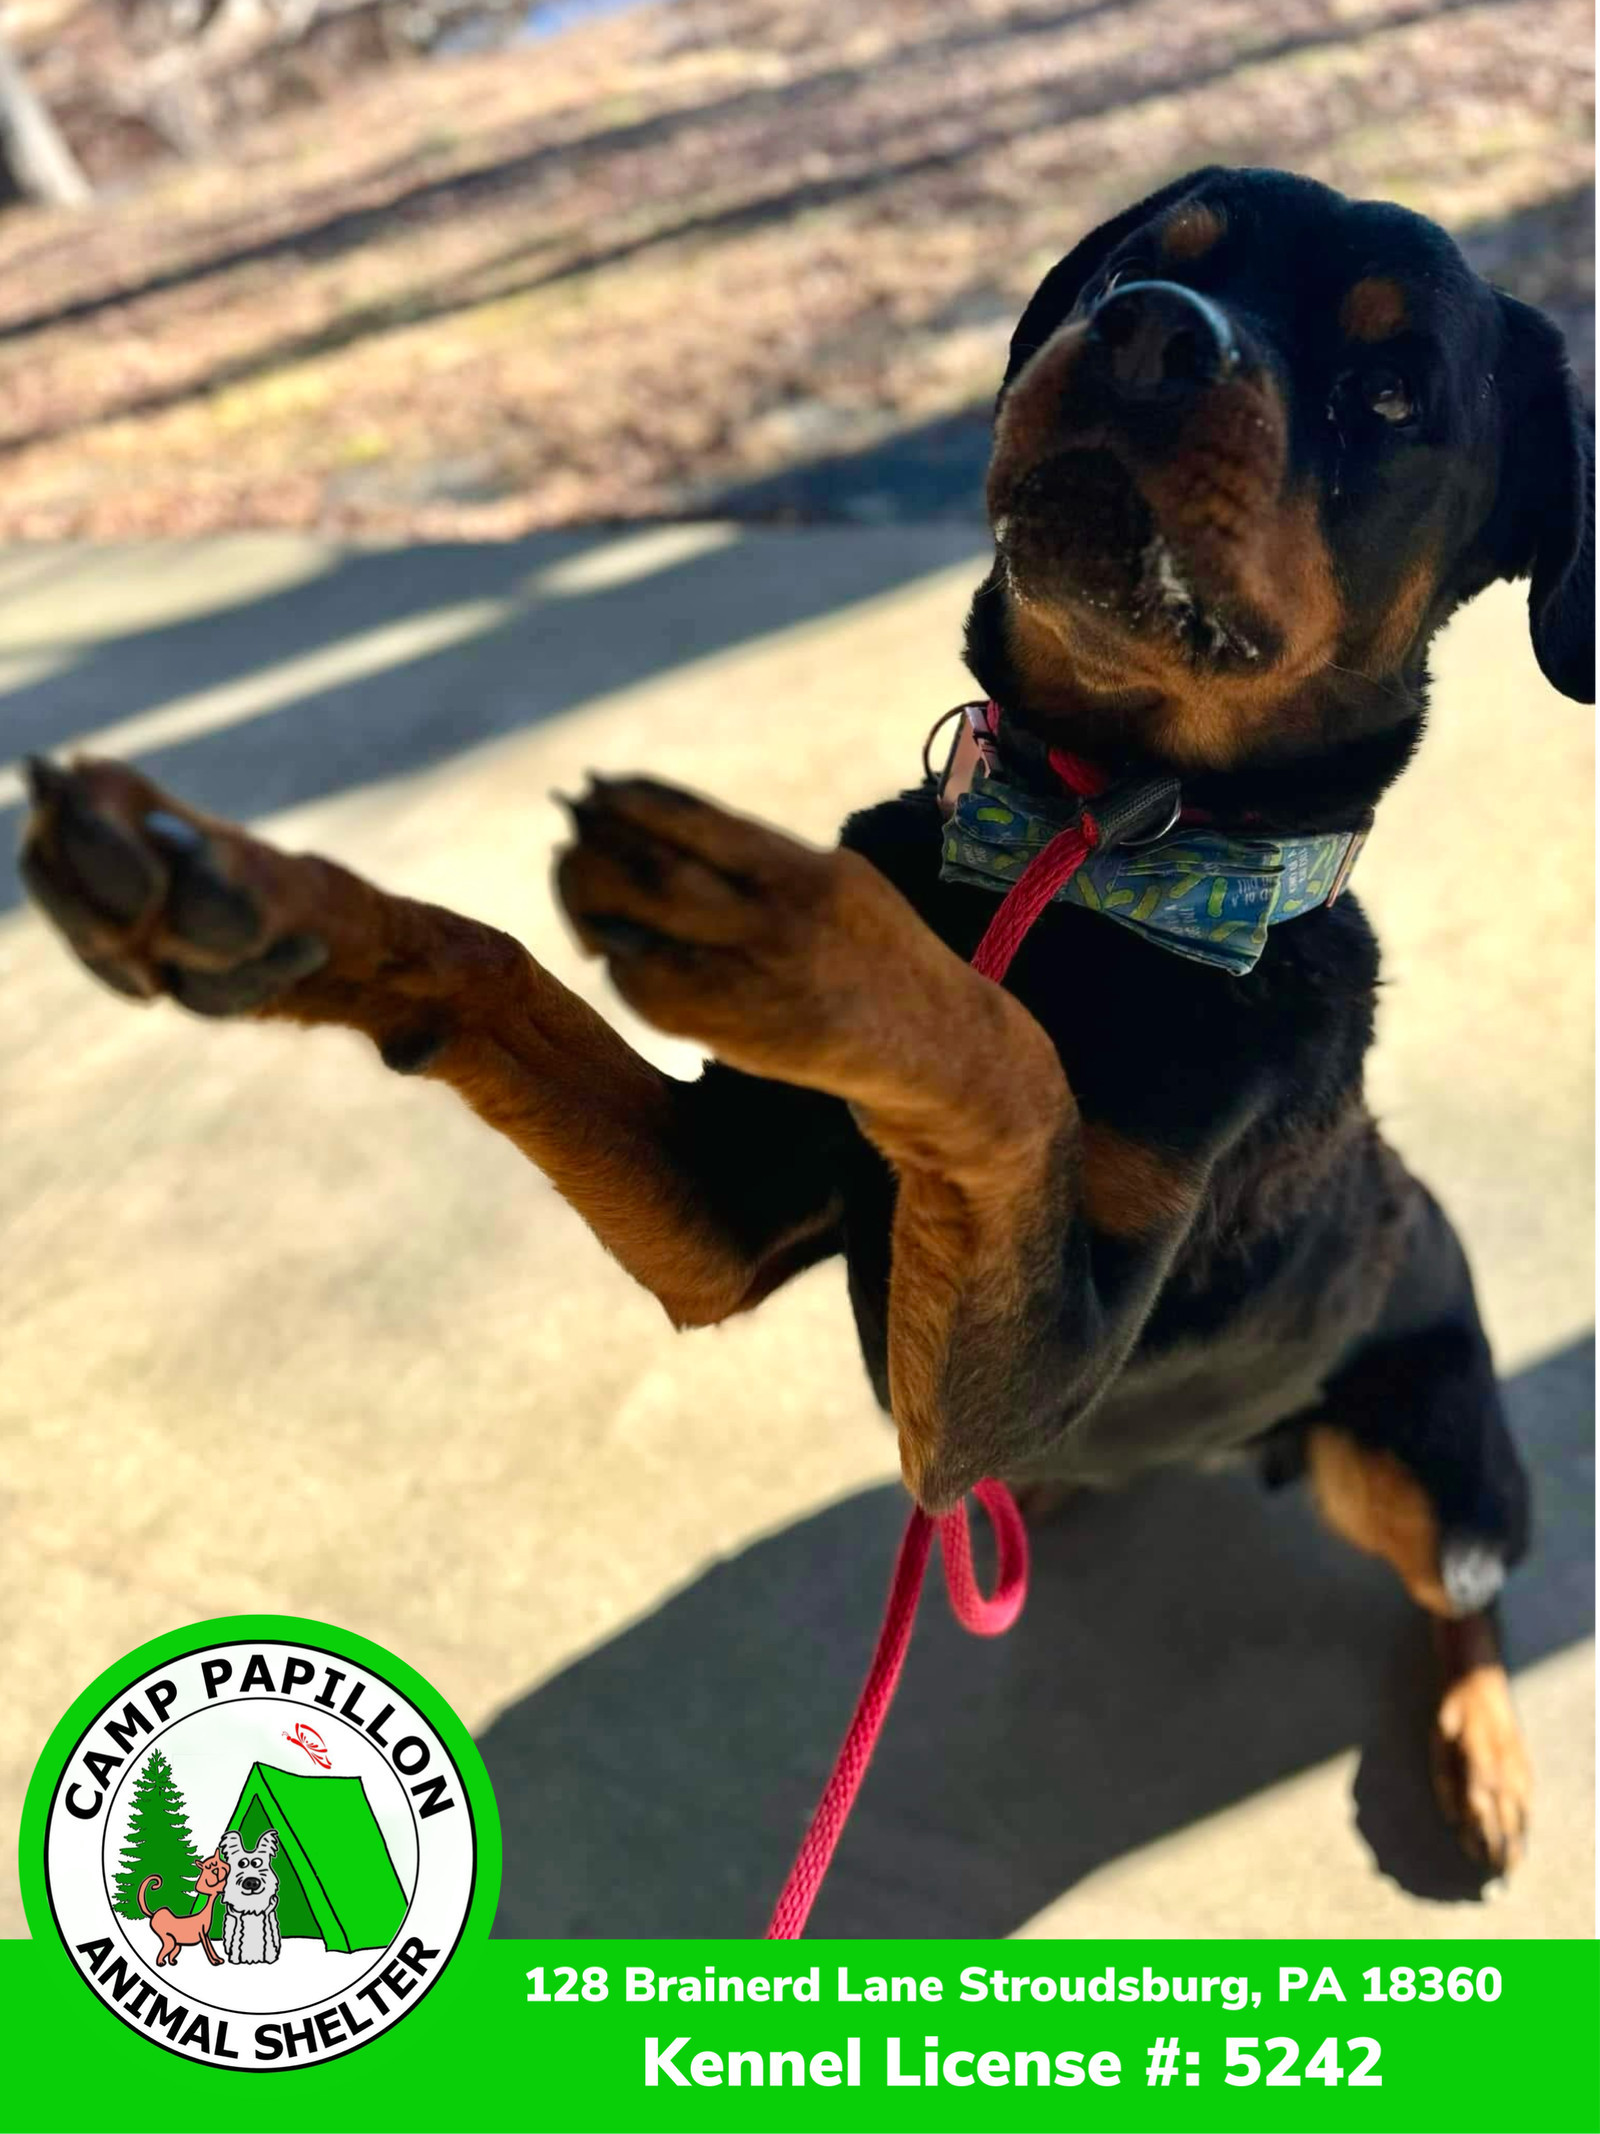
[{"left": 935, "top": 703, "right": 1367, "bottom": 977}]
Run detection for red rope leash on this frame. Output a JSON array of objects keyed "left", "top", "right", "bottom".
[
  {"left": 967, "top": 803, "right": 1100, "bottom": 988},
  {"left": 765, "top": 756, "right": 1105, "bottom": 1939},
  {"left": 765, "top": 1481, "right": 1028, "bottom": 1939}
]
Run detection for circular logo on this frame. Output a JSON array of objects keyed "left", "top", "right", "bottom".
[{"left": 22, "top": 1616, "right": 499, "bottom": 2071}]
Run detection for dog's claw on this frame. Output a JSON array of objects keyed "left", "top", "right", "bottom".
[{"left": 23, "top": 753, "right": 71, "bottom": 808}]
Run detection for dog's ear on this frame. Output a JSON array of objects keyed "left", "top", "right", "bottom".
[
  {"left": 257, "top": 1829, "right": 280, "bottom": 1862},
  {"left": 1477, "top": 293, "right": 1595, "bottom": 704},
  {"left": 1001, "top": 167, "right": 1229, "bottom": 397},
  {"left": 220, "top": 1831, "right": 243, "bottom": 1865}
]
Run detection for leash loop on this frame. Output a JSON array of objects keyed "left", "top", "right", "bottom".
[
  {"left": 940, "top": 1477, "right": 1030, "bottom": 1636},
  {"left": 764, "top": 1486, "right": 1029, "bottom": 1939}
]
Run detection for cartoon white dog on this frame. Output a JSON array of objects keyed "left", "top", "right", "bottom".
[{"left": 220, "top": 1830, "right": 282, "bottom": 1964}]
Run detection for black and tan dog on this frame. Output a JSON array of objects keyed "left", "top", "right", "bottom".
[{"left": 19, "top": 169, "right": 1592, "bottom": 1879}]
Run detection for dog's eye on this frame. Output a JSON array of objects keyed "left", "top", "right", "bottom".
[
  {"left": 1363, "top": 367, "right": 1415, "bottom": 424},
  {"left": 1103, "top": 264, "right": 1140, "bottom": 295}
]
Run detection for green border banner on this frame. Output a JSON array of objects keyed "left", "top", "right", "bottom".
[
  {"left": 11, "top": 1616, "right": 1596, "bottom": 2131},
  {"left": 1, "top": 1936, "right": 1595, "bottom": 2130}
]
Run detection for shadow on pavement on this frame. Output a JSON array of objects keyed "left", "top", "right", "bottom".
[
  {"left": 2, "top": 179, "right": 1586, "bottom": 925},
  {"left": 481, "top": 1334, "right": 1593, "bottom": 1937},
  {"left": 0, "top": 522, "right": 985, "bottom": 915}
]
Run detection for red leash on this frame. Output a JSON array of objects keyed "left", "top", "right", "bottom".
[
  {"left": 764, "top": 741, "right": 1112, "bottom": 1939},
  {"left": 764, "top": 1480, "right": 1029, "bottom": 1939}
]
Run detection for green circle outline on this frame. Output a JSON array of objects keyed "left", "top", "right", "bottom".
[{"left": 20, "top": 1612, "right": 502, "bottom": 2072}]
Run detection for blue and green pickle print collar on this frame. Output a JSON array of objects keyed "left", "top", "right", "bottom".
[{"left": 941, "top": 763, "right": 1367, "bottom": 977}]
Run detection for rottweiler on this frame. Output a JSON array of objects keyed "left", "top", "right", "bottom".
[{"left": 19, "top": 167, "right": 1593, "bottom": 1879}]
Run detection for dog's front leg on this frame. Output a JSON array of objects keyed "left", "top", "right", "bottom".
[
  {"left": 19, "top": 759, "right": 845, "bottom": 1329},
  {"left": 556, "top": 778, "right": 1212, "bottom": 1508}
]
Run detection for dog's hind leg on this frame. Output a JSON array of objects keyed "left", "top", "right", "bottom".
[
  {"left": 18, "top": 758, "right": 847, "bottom": 1331},
  {"left": 1304, "top": 1317, "right": 1533, "bottom": 1875}
]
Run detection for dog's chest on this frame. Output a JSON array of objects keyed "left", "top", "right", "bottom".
[
  {"left": 1044, "top": 1265, "right": 1380, "bottom": 1485},
  {"left": 230, "top": 1910, "right": 273, "bottom": 1961},
  {"left": 835, "top": 794, "right": 1390, "bottom": 1469}
]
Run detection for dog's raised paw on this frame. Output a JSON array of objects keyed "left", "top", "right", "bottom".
[
  {"left": 18, "top": 756, "right": 328, "bottom": 1017},
  {"left": 553, "top": 775, "right": 841, "bottom": 1048},
  {"left": 554, "top": 776, "right": 826, "bottom": 960},
  {"left": 551, "top": 771, "right": 971, "bottom": 1102}
]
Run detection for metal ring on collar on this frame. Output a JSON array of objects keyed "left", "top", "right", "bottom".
[{"left": 1119, "top": 787, "right": 1183, "bottom": 846}]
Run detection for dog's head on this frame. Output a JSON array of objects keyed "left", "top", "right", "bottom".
[
  {"left": 192, "top": 1849, "right": 229, "bottom": 1898},
  {"left": 971, "top": 168, "right": 1593, "bottom": 793},
  {"left": 220, "top": 1829, "right": 280, "bottom": 1912}
]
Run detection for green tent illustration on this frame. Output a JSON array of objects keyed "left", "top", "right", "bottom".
[{"left": 205, "top": 1762, "right": 408, "bottom": 1952}]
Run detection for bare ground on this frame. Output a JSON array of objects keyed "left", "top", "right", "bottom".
[{"left": 1, "top": 0, "right": 1592, "bottom": 539}]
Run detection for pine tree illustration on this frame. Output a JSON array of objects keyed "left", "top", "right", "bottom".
[{"left": 111, "top": 1748, "right": 200, "bottom": 1920}]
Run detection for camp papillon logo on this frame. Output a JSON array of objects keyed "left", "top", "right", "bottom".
[{"left": 22, "top": 1615, "right": 500, "bottom": 2071}]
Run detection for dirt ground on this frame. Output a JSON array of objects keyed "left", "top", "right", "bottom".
[{"left": 1, "top": 0, "right": 1593, "bottom": 539}]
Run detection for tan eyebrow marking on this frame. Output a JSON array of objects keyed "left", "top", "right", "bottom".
[
  {"left": 1341, "top": 275, "right": 1409, "bottom": 342},
  {"left": 1160, "top": 202, "right": 1227, "bottom": 262}
]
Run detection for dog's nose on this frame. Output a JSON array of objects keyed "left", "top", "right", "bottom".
[
  {"left": 1087, "top": 281, "right": 1238, "bottom": 399},
  {"left": 238, "top": 1876, "right": 262, "bottom": 1893}
]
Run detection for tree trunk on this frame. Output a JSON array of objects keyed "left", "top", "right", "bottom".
[{"left": 0, "top": 32, "right": 90, "bottom": 208}]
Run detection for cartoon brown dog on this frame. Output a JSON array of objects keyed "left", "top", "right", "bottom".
[{"left": 138, "top": 1848, "right": 228, "bottom": 1966}]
